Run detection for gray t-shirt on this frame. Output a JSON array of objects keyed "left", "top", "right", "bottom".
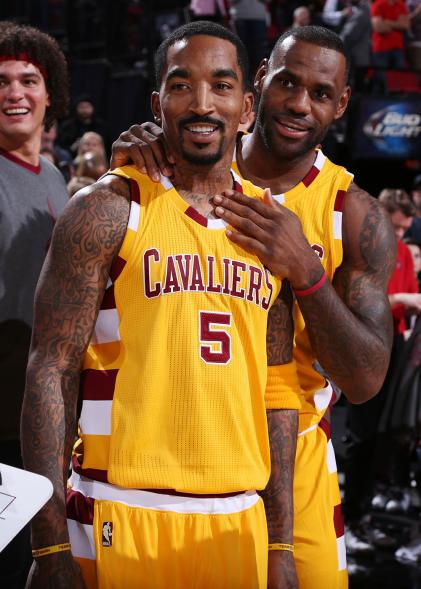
[
  {"left": 0, "top": 150, "right": 68, "bottom": 439},
  {"left": 0, "top": 150, "right": 68, "bottom": 326}
]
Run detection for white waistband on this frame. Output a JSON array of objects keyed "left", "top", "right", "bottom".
[{"left": 69, "top": 470, "right": 259, "bottom": 515}]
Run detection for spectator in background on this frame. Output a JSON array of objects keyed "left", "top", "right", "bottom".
[
  {"left": 74, "top": 150, "right": 108, "bottom": 181},
  {"left": 371, "top": 0, "right": 409, "bottom": 93},
  {"left": 58, "top": 93, "right": 106, "bottom": 155},
  {"left": 340, "top": 0, "right": 371, "bottom": 92},
  {"left": 292, "top": 5, "right": 312, "bottom": 26},
  {"left": 76, "top": 130, "right": 107, "bottom": 159},
  {"left": 344, "top": 188, "right": 420, "bottom": 555},
  {"left": 407, "top": 0, "right": 421, "bottom": 69},
  {"left": 67, "top": 174, "right": 95, "bottom": 197},
  {"left": 41, "top": 120, "right": 73, "bottom": 181},
  {"left": 189, "top": 0, "right": 228, "bottom": 23},
  {"left": 231, "top": 0, "right": 268, "bottom": 76},
  {"left": 405, "top": 174, "right": 421, "bottom": 243},
  {"left": 321, "top": 0, "right": 352, "bottom": 31}
]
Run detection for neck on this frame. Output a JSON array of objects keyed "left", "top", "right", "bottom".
[
  {"left": 0, "top": 133, "right": 41, "bottom": 166},
  {"left": 172, "top": 159, "right": 234, "bottom": 219},
  {"left": 238, "top": 131, "right": 317, "bottom": 194}
]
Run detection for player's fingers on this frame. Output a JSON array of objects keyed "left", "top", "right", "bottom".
[
  {"left": 215, "top": 205, "right": 272, "bottom": 241},
  {"left": 225, "top": 229, "right": 268, "bottom": 260},
  {"left": 214, "top": 196, "right": 274, "bottom": 232},
  {"left": 220, "top": 190, "right": 278, "bottom": 220},
  {"left": 262, "top": 188, "right": 276, "bottom": 208},
  {"left": 140, "top": 129, "right": 173, "bottom": 177}
]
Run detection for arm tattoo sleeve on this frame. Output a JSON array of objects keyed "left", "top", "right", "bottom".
[
  {"left": 267, "top": 281, "right": 294, "bottom": 366},
  {"left": 296, "top": 183, "right": 396, "bottom": 402},
  {"left": 261, "top": 409, "right": 298, "bottom": 543},
  {"left": 21, "top": 178, "right": 130, "bottom": 549}
]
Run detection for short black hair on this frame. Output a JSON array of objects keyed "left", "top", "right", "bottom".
[
  {"left": 270, "top": 25, "right": 349, "bottom": 82},
  {"left": 0, "top": 20, "right": 69, "bottom": 129},
  {"left": 154, "top": 21, "right": 249, "bottom": 90}
]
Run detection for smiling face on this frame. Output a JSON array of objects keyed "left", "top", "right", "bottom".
[
  {"left": 254, "top": 37, "right": 350, "bottom": 162},
  {"left": 0, "top": 60, "right": 50, "bottom": 150},
  {"left": 151, "top": 35, "right": 252, "bottom": 168}
]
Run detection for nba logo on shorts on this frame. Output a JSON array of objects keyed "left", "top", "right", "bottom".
[{"left": 102, "top": 522, "right": 113, "bottom": 547}]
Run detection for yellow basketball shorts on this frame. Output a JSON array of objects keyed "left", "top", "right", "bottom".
[
  {"left": 294, "top": 418, "right": 348, "bottom": 589},
  {"left": 66, "top": 471, "right": 268, "bottom": 589}
]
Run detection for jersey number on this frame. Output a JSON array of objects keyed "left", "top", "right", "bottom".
[{"left": 199, "top": 311, "right": 231, "bottom": 365}]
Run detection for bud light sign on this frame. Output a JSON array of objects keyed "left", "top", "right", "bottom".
[{"left": 354, "top": 97, "right": 421, "bottom": 158}]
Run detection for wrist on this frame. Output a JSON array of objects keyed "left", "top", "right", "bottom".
[{"left": 289, "top": 253, "right": 325, "bottom": 291}]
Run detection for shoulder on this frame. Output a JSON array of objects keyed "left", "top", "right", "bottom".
[
  {"left": 59, "top": 174, "right": 131, "bottom": 227},
  {"left": 342, "top": 181, "right": 396, "bottom": 270}
]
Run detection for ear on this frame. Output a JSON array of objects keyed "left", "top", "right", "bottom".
[
  {"left": 151, "top": 91, "right": 162, "bottom": 124},
  {"left": 46, "top": 92, "right": 51, "bottom": 108},
  {"left": 254, "top": 58, "right": 268, "bottom": 96},
  {"left": 239, "top": 91, "right": 254, "bottom": 126},
  {"left": 334, "top": 85, "right": 351, "bottom": 121}
]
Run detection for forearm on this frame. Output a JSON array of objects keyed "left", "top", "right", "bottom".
[
  {"left": 261, "top": 409, "right": 298, "bottom": 544},
  {"left": 297, "top": 278, "right": 392, "bottom": 403},
  {"left": 21, "top": 361, "right": 79, "bottom": 547}
]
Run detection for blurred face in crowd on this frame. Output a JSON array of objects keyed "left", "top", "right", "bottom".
[
  {"left": 0, "top": 60, "right": 50, "bottom": 149},
  {"left": 152, "top": 35, "right": 252, "bottom": 167},
  {"left": 389, "top": 210, "right": 413, "bottom": 241},
  {"left": 407, "top": 243, "right": 421, "bottom": 275},
  {"left": 254, "top": 37, "right": 350, "bottom": 162},
  {"left": 293, "top": 7, "right": 311, "bottom": 27},
  {"left": 76, "top": 100, "right": 94, "bottom": 122},
  {"left": 412, "top": 187, "right": 421, "bottom": 211},
  {"left": 78, "top": 132, "right": 105, "bottom": 156}
]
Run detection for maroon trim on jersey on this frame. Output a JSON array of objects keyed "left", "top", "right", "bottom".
[
  {"left": 334, "top": 189, "right": 347, "bottom": 212},
  {"left": 72, "top": 455, "right": 109, "bottom": 483},
  {"left": 301, "top": 164, "right": 320, "bottom": 188},
  {"left": 66, "top": 489, "right": 95, "bottom": 525},
  {"left": 333, "top": 503, "right": 345, "bottom": 538},
  {"left": 233, "top": 179, "right": 243, "bottom": 193},
  {"left": 109, "top": 256, "right": 126, "bottom": 283},
  {"left": 0, "top": 147, "right": 41, "bottom": 174},
  {"left": 100, "top": 284, "right": 116, "bottom": 310},
  {"left": 318, "top": 416, "right": 331, "bottom": 440},
  {"left": 129, "top": 177, "right": 141, "bottom": 204},
  {"left": 185, "top": 206, "right": 208, "bottom": 227},
  {"left": 81, "top": 369, "right": 118, "bottom": 401}
]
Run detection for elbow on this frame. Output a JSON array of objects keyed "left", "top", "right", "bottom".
[{"left": 343, "top": 373, "right": 386, "bottom": 405}]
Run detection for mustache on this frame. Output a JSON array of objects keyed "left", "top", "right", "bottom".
[{"left": 178, "top": 115, "right": 225, "bottom": 132}]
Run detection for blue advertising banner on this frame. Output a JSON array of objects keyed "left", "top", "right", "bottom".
[{"left": 353, "top": 96, "right": 421, "bottom": 159}]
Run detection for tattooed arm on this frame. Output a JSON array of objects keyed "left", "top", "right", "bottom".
[
  {"left": 21, "top": 176, "right": 130, "bottom": 589},
  {"left": 213, "top": 183, "right": 396, "bottom": 403},
  {"left": 263, "top": 283, "right": 299, "bottom": 589},
  {"left": 296, "top": 183, "right": 395, "bottom": 403}
]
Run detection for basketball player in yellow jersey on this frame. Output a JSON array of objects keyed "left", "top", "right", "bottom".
[
  {"left": 110, "top": 26, "right": 397, "bottom": 589},
  {"left": 22, "top": 22, "right": 302, "bottom": 589}
]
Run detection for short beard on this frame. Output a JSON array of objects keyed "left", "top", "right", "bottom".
[
  {"left": 181, "top": 142, "right": 225, "bottom": 166},
  {"left": 178, "top": 115, "right": 225, "bottom": 166},
  {"left": 256, "top": 109, "right": 328, "bottom": 162}
]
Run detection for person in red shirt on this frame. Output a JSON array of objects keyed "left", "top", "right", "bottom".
[
  {"left": 379, "top": 188, "right": 421, "bottom": 334},
  {"left": 371, "top": 0, "right": 410, "bottom": 92}
]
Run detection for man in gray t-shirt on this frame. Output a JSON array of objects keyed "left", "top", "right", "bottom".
[{"left": 0, "top": 21, "right": 69, "bottom": 588}]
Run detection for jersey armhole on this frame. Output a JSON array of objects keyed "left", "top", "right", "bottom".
[{"left": 108, "top": 176, "right": 141, "bottom": 285}]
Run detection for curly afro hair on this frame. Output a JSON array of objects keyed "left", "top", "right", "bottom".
[{"left": 0, "top": 21, "right": 69, "bottom": 129}]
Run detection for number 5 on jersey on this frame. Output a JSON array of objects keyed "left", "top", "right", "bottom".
[{"left": 199, "top": 311, "right": 232, "bottom": 365}]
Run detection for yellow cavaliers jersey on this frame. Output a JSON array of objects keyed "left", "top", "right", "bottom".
[
  {"left": 76, "top": 166, "right": 284, "bottom": 493},
  {"left": 232, "top": 139, "right": 353, "bottom": 433}
]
